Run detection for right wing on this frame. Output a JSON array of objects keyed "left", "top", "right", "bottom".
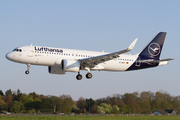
[{"left": 79, "top": 38, "right": 138, "bottom": 68}]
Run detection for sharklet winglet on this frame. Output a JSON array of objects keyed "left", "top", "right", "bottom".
[{"left": 127, "top": 38, "right": 138, "bottom": 51}]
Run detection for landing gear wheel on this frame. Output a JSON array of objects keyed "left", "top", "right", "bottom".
[
  {"left": 25, "top": 70, "right": 30, "bottom": 74},
  {"left": 76, "top": 74, "right": 82, "bottom": 80},
  {"left": 86, "top": 73, "right": 92, "bottom": 79}
]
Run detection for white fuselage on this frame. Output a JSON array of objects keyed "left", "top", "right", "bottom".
[{"left": 6, "top": 46, "right": 138, "bottom": 72}]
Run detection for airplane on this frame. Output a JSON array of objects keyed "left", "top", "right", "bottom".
[{"left": 6, "top": 32, "right": 174, "bottom": 80}]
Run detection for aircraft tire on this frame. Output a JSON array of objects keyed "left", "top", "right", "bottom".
[
  {"left": 86, "top": 73, "right": 92, "bottom": 79},
  {"left": 25, "top": 70, "right": 30, "bottom": 74},
  {"left": 76, "top": 74, "right": 82, "bottom": 80}
]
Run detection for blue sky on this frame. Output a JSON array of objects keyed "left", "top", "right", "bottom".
[{"left": 0, "top": 0, "right": 179, "bottom": 100}]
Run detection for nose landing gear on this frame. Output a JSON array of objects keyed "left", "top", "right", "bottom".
[{"left": 25, "top": 64, "right": 30, "bottom": 74}]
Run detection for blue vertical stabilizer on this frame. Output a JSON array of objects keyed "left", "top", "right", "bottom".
[{"left": 139, "top": 32, "right": 166, "bottom": 59}]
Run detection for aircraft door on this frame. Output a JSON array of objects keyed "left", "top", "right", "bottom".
[{"left": 28, "top": 46, "right": 33, "bottom": 57}]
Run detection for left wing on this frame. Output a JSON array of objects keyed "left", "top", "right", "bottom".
[{"left": 79, "top": 38, "right": 138, "bottom": 68}]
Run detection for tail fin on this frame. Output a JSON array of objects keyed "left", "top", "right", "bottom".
[{"left": 139, "top": 32, "right": 166, "bottom": 59}]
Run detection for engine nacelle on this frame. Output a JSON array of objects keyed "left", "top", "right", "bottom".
[
  {"left": 54, "top": 58, "right": 63, "bottom": 66},
  {"left": 48, "top": 66, "right": 65, "bottom": 74},
  {"left": 61, "top": 59, "right": 80, "bottom": 72}
]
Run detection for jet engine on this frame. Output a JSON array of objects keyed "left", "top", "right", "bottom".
[{"left": 48, "top": 66, "right": 65, "bottom": 74}]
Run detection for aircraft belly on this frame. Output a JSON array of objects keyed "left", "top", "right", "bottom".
[
  {"left": 102, "top": 60, "right": 133, "bottom": 71},
  {"left": 34, "top": 56, "right": 56, "bottom": 66},
  {"left": 20, "top": 55, "right": 55, "bottom": 66}
]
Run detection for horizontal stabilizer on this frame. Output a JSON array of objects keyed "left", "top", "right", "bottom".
[{"left": 148, "top": 58, "right": 174, "bottom": 64}]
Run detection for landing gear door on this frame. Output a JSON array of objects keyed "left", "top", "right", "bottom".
[{"left": 28, "top": 46, "right": 33, "bottom": 57}]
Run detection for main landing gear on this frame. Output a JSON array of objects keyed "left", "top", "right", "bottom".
[
  {"left": 76, "top": 67, "right": 93, "bottom": 80},
  {"left": 25, "top": 64, "right": 30, "bottom": 74},
  {"left": 76, "top": 72, "right": 93, "bottom": 80}
]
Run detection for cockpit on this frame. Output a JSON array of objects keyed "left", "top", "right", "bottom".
[{"left": 13, "top": 48, "right": 22, "bottom": 52}]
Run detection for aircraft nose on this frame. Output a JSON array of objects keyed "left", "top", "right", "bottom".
[{"left": 5, "top": 52, "right": 12, "bottom": 60}]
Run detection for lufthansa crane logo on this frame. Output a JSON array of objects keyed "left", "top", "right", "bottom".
[{"left": 148, "top": 43, "right": 161, "bottom": 56}]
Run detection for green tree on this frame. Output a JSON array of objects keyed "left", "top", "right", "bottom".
[
  {"left": 10, "top": 101, "right": 24, "bottom": 113},
  {"left": 20, "top": 94, "right": 33, "bottom": 105},
  {"left": 31, "top": 99, "right": 42, "bottom": 111},
  {"left": 49, "top": 96, "right": 60, "bottom": 113},
  {"left": 112, "top": 105, "right": 119, "bottom": 114},
  {"left": 122, "top": 93, "right": 137, "bottom": 113},
  {"left": 172, "top": 96, "right": 180, "bottom": 113},
  {"left": 0, "top": 90, "right": 4, "bottom": 96},
  {"left": 120, "top": 104, "right": 128, "bottom": 114},
  {"left": 41, "top": 98, "right": 52, "bottom": 113},
  {"left": 86, "top": 98, "right": 96, "bottom": 112},
  {"left": 0, "top": 96, "right": 6, "bottom": 111},
  {"left": 15, "top": 89, "right": 22, "bottom": 101},
  {"left": 24, "top": 99, "right": 42, "bottom": 112},
  {"left": 5, "top": 95, "right": 12, "bottom": 111},
  {"left": 59, "top": 95, "right": 74, "bottom": 114},
  {"left": 5, "top": 89, "right": 12, "bottom": 97},
  {"left": 139, "top": 91, "right": 153, "bottom": 114},
  {"left": 151, "top": 91, "right": 172, "bottom": 111},
  {"left": 97, "top": 103, "right": 112, "bottom": 114},
  {"left": 76, "top": 97, "right": 86, "bottom": 113},
  {"left": 159, "top": 99, "right": 171, "bottom": 110},
  {"left": 28, "top": 92, "right": 39, "bottom": 100}
]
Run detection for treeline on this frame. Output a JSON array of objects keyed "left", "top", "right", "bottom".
[{"left": 0, "top": 89, "right": 180, "bottom": 114}]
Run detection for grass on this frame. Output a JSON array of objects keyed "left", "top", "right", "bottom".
[{"left": 0, "top": 115, "right": 180, "bottom": 120}]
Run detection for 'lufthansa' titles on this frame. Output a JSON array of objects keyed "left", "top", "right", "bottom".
[{"left": 34, "top": 47, "right": 63, "bottom": 53}]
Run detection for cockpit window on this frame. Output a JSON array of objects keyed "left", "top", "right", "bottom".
[
  {"left": 12, "top": 48, "right": 22, "bottom": 52},
  {"left": 13, "top": 48, "right": 17, "bottom": 51}
]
